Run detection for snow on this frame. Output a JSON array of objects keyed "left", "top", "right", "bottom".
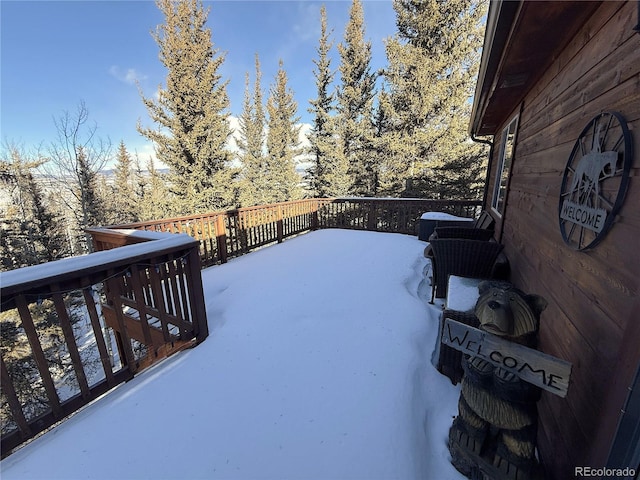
[
  {"left": 0, "top": 232, "right": 196, "bottom": 290},
  {"left": 419, "top": 212, "right": 474, "bottom": 221},
  {"left": 1, "top": 229, "right": 465, "bottom": 480},
  {"left": 445, "top": 276, "right": 483, "bottom": 312}
]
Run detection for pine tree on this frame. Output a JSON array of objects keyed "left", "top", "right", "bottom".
[
  {"left": 265, "top": 60, "right": 302, "bottom": 203},
  {"left": 383, "top": 0, "right": 488, "bottom": 199},
  {"left": 0, "top": 144, "right": 68, "bottom": 270},
  {"left": 336, "top": 0, "right": 377, "bottom": 197},
  {"left": 369, "top": 86, "right": 394, "bottom": 197},
  {"left": 110, "top": 141, "right": 139, "bottom": 224},
  {"left": 133, "top": 153, "right": 147, "bottom": 202},
  {"left": 139, "top": 0, "right": 236, "bottom": 215},
  {"left": 0, "top": 147, "right": 38, "bottom": 268},
  {"left": 24, "top": 170, "right": 68, "bottom": 262},
  {"left": 75, "top": 146, "right": 107, "bottom": 230},
  {"left": 428, "top": 113, "right": 487, "bottom": 200},
  {"left": 0, "top": 217, "right": 29, "bottom": 271},
  {"left": 306, "top": 5, "right": 344, "bottom": 198},
  {"left": 237, "top": 54, "right": 269, "bottom": 206},
  {"left": 138, "top": 158, "right": 172, "bottom": 221}
]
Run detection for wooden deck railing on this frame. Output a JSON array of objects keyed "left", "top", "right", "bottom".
[
  {"left": 316, "top": 198, "right": 482, "bottom": 234},
  {"left": 0, "top": 231, "right": 208, "bottom": 457},
  {"left": 106, "top": 198, "right": 482, "bottom": 266},
  {"left": 0, "top": 196, "right": 480, "bottom": 457}
]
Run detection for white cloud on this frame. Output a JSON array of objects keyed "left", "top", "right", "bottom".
[
  {"left": 292, "top": 2, "right": 322, "bottom": 44},
  {"left": 136, "top": 142, "right": 161, "bottom": 167},
  {"left": 109, "top": 65, "right": 148, "bottom": 85}
]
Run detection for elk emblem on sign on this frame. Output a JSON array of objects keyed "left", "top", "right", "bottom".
[
  {"left": 559, "top": 111, "right": 633, "bottom": 250},
  {"left": 567, "top": 125, "right": 618, "bottom": 203}
]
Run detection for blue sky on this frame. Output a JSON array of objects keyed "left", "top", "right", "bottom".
[{"left": 1, "top": 0, "right": 396, "bottom": 166}]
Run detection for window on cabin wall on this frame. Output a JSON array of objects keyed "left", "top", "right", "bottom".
[{"left": 491, "top": 115, "right": 519, "bottom": 216}]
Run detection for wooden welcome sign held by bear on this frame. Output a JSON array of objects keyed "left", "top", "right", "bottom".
[
  {"left": 445, "top": 281, "right": 572, "bottom": 480},
  {"left": 442, "top": 319, "right": 572, "bottom": 397}
]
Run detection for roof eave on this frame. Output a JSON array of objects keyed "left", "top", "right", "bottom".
[{"left": 469, "top": 0, "right": 522, "bottom": 138}]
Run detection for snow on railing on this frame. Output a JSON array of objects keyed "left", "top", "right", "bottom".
[{"left": 0, "top": 231, "right": 208, "bottom": 457}]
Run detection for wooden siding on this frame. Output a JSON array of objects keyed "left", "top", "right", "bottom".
[{"left": 485, "top": 2, "right": 640, "bottom": 478}]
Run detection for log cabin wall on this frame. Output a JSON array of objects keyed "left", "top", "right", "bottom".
[{"left": 484, "top": 2, "right": 640, "bottom": 478}]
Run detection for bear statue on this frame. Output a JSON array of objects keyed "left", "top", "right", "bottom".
[{"left": 448, "top": 281, "right": 548, "bottom": 480}]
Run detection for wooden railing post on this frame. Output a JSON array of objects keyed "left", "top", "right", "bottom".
[
  {"left": 185, "top": 246, "right": 209, "bottom": 343},
  {"left": 367, "top": 200, "right": 377, "bottom": 231},
  {"left": 311, "top": 200, "right": 319, "bottom": 230},
  {"left": 0, "top": 356, "right": 31, "bottom": 440},
  {"left": 215, "top": 214, "right": 228, "bottom": 264},
  {"left": 276, "top": 204, "right": 284, "bottom": 243}
]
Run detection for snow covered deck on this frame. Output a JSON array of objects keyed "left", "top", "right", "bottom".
[{"left": 1, "top": 230, "right": 465, "bottom": 479}]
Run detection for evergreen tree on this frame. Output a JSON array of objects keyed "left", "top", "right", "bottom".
[
  {"left": 237, "top": 54, "right": 269, "bottom": 206},
  {"left": 265, "top": 60, "right": 302, "bottom": 203},
  {"left": 0, "top": 147, "right": 39, "bottom": 268},
  {"left": 138, "top": 158, "right": 172, "bottom": 221},
  {"left": 133, "top": 153, "right": 147, "bottom": 202},
  {"left": 428, "top": 114, "right": 487, "bottom": 200},
  {"left": 0, "top": 216, "right": 29, "bottom": 271},
  {"left": 111, "top": 141, "right": 139, "bottom": 224},
  {"left": 74, "top": 145, "right": 107, "bottom": 230},
  {"left": 306, "top": 5, "right": 344, "bottom": 198},
  {"left": 336, "top": 0, "right": 377, "bottom": 196},
  {"left": 368, "top": 86, "right": 394, "bottom": 197},
  {"left": 0, "top": 144, "right": 68, "bottom": 270},
  {"left": 383, "top": 0, "right": 488, "bottom": 199},
  {"left": 25, "top": 170, "right": 68, "bottom": 262},
  {"left": 139, "top": 0, "right": 236, "bottom": 214}
]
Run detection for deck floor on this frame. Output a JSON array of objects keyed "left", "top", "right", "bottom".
[{"left": 1, "top": 229, "right": 464, "bottom": 480}]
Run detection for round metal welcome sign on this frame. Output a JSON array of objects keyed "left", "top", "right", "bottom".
[{"left": 558, "top": 111, "right": 633, "bottom": 250}]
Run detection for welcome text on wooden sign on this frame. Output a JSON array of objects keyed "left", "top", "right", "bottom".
[{"left": 442, "top": 318, "right": 572, "bottom": 397}]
